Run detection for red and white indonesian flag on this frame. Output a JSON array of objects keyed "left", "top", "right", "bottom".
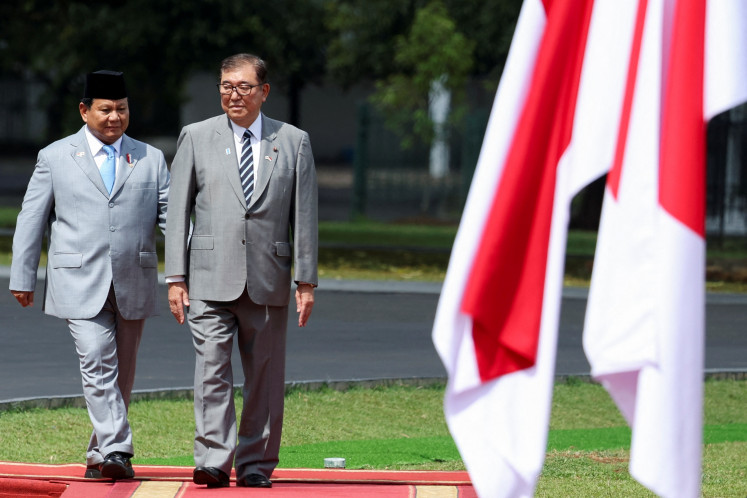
[{"left": 432, "top": 0, "right": 747, "bottom": 497}]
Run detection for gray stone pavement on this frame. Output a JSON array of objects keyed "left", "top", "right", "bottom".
[{"left": 1, "top": 267, "right": 745, "bottom": 406}]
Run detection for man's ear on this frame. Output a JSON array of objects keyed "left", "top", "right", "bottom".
[{"left": 79, "top": 102, "right": 89, "bottom": 123}]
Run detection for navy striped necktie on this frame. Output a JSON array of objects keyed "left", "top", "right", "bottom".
[{"left": 239, "top": 129, "right": 255, "bottom": 205}]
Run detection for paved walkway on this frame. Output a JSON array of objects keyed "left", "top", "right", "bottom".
[{"left": 1, "top": 267, "right": 746, "bottom": 407}]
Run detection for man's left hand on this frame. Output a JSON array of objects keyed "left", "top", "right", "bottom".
[{"left": 295, "top": 283, "right": 315, "bottom": 327}]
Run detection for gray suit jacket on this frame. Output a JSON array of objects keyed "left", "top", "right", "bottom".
[
  {"left": 165, "top": 113, "right": 318, "bottom": 306},
  {"left": 10, "top": 126, "right": 170, "bottom": 320}
]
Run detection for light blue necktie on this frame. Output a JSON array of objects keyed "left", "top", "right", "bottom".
[{"left": 101, "top": 144, "right": 116, "bottom": 194}]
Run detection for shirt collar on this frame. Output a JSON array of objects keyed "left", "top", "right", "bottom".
[
  {"left": 84, "top": 126, "right": 123, "bottom": 156},
  {"left": 230, "top": 114, "right": 263, "bottom": 143}
]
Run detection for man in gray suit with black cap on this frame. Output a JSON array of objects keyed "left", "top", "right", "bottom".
[{"left": 9, "top": 70, "right": 170, "bottom": 480}]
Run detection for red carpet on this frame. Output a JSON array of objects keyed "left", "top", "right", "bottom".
[
  {"left": 0, "top": 477, "right": 67, "bottom": 497},
  {"left": 0, "top": 461, "right": 475, "bottom": 497}
]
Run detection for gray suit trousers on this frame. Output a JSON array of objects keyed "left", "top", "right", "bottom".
[
  {"left": 188, "top": 289, "right": 288, "bottom": 479},
  {"left": 68, "top": 285, "right": 144, "bottom": 465}
]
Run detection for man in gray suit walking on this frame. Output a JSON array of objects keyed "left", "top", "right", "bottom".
[
  {"left": 165, "top": 53, "right": 318, "bottom": 489},
  {"left": 9, "top": 71, "right": 169, "bottom": 480}
]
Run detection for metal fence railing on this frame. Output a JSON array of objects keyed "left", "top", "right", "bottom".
[
  {"left": 351, "top": 104, "right": 488, "bottom": 222},
  {"left": 707, "top": 102, "right": 747, "bottom": 239},
  {"left": 353, "top": 100, "right": 747, "bottom": 239}
]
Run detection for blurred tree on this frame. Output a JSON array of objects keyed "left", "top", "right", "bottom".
[
  {"left": 250, "top": 0, "right": 330, "bottom": 127},
  {"left": 0, "top": 0, "right": 259, "bottom": 141},
  {"left": 443, "top": 0, "right": 523, "bottom": 89},
  {"left": 369, "top": 1, "right": 474, "bottom": 152},
  {"left": 0, "top": 0, "right": 522, "bottom": 144},
  {"left": 325, "top": 0, "right": 521, "bottom": 176},
  {"left": 324, "top": 0, "right": 521, "bottom": 213},
  {"left": 325, "top": 0, "right": 521, "bottom": 90},
  {"left": 325, "top": 1, "right": 415, "bottom": 89}
]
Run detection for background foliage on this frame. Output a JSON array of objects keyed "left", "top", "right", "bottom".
[{"left": 0, "top": 0, "right": 521, "bottom": 142}]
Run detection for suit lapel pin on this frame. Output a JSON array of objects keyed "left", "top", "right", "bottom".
[
  {"left": 273, "top": 146, "right": 278, "bottom": 152},
  {"left": 265, "top": 156, "right": 272, "bottom": 162},
  {"left": 226, "top": 148, "right": 231, "bottom": 155},
  {"left": 76, "top": 151, "right": 86, "bottom": 157},
  {"left": 126, "top": 153, "right": 133, "bottom": 166}
]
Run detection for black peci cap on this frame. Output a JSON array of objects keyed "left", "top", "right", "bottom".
[{"left": 83, "top": 70, "right": 127, "bottom": 100}]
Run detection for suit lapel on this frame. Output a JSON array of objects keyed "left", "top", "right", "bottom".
[
  {"left": 250, "top": 115, "right": 279, "bottom": 210},
  {"left": 71, "top": 127, "right": 110, "bottom": 197},
  {"left": 111, "top": 135, "right": 138, "bottom": 196},
  {"left": 216, "top": 116, "right": 247, "bottom": 207}
]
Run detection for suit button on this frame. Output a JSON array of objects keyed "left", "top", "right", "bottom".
[
  {"left": 242, "top": 240, "right": 246, "bottom": 245},
  {"left": 109, "top": 203, "right": 114, "bottom": 208},
  {"left": 244, "top": 213, "right": 250, "bottom": 219},
  {"left": 109, "top": 226, "right": 115, "bottom": 231}
]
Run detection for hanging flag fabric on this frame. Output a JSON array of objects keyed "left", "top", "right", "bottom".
[
  {"left": 584, "top": 1, "right": 747, "bottom": 497},
  {"left": 433, "top": 0, "right": 637, "bottom": 495},
  {"left": 432, "top": 0, "right": 747, "bottom": 496}
]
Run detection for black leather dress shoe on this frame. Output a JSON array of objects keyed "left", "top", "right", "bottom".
[
  {"left": 193, "top": 466, "right": 230, "bottom": 488},
  {"left": 237, "top": 473, "right": 272, "bottom": 488},
  {"left": 100, "top": 452, "right": 134, "bottom": 480},
  {"left": 84, "top": 463, "right": 102, "bottom": 479}
]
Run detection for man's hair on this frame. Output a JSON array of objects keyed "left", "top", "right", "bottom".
[
  {"left": 220, "top": 53, "right": 268, "bottom": 84},
  {"left": 80, "top": 97, "right": 93, "bottom": 109}
]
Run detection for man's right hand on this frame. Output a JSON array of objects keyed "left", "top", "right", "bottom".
[
  {"left": 10, "top": 290, "right": 34, "bottom": 307},
  {"left": 168, "top": 282, "right": 190, "bottom": 324}
]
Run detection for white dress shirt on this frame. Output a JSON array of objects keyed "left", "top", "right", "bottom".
[{"left": 84, "top": 125, "right": 122, "bottom": 173}]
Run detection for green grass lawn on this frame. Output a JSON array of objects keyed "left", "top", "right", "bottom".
[{"left": 0, "top": 380, "right": 745, "bottom": 496}]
